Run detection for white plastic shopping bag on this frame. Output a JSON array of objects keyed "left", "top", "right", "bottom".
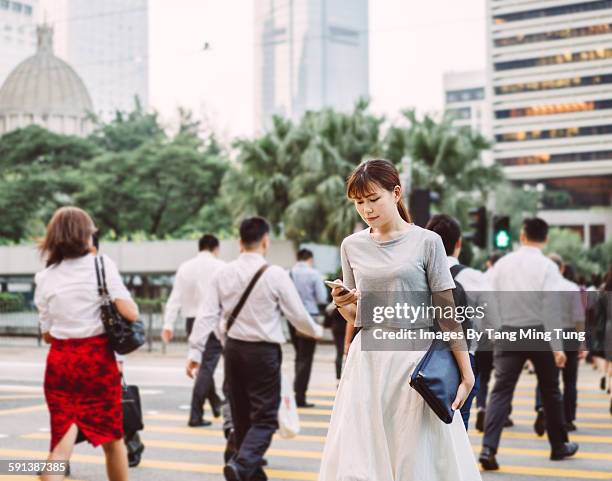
[{"left": 278, "top": 373, "right": 300, "bottom": 439}]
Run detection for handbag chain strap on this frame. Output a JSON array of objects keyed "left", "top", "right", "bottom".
[
  {"left": 226, "top": 264, "right": 269, "bottom": 334},
  {"left": 94, "top": 256, "right": 110, "bottom": 297}
]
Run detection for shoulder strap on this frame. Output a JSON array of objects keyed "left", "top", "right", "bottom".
[
  {"left": 94, "top": 256, "right": 108, "bottom": 296},
  {"left": 226, "top": 264, "right": 269, "bottom": 334},
  {"left": 450, "top": 264, "right": 467, "bottom": 279}
]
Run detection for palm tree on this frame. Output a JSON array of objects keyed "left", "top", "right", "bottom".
[{"left": 396, "top": 110, "right": 504, "bottom": 224}]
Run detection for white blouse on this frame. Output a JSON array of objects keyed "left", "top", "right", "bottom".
[{"left": 34, "top": 253, "right": 132, "bottom": 339}]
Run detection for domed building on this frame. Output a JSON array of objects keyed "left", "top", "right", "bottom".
[{"left": 0, "top": 24, "right": 93, "bottom": 137}]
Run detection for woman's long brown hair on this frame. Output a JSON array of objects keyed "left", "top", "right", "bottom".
[
  {"left": 39, "top": 207, "right": 96, "bottom": 267},
  {"left": 346, "top": 159, "right": 412, "bottom": 223}
]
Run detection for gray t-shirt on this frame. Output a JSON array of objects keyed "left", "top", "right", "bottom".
[{"left": 341, "top": 225, "right": 455, "bottom": 328}]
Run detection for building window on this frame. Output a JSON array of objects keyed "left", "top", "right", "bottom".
[
  {"left": 446, "top": 87, "right": 485, "bottom": 103},
  {"left": 498, "top": 150, "right": 612, "bottom": 166},
  {"left": 0, "top": 0, "right": 8, "bottom": 9},
  {"left": 495, "top": 99, "right": 612, "bottom": 119},
  {"left": 447, "top": 107, "right": 471, "bottom": 120},
  {"left": 23, "top": 3, "right": 31, "bottom": 15},
  {"left": 11, "top": 1, "right": 22, "bottom": 13},
  {"left": 496, "top": 124, "right": 612, "bottom": 143},
  {"left": 493, "top": 0, "right": 612, "bottom": 24},
  {"left": 496, "top": 74, "right": 612, "bottom": 95},
  {"left": 329, "top": 25, "right": 359, "bottom": 45},
  {"left": 494, "top": 48, "right": 612, "bottom": 71},
  {"left": 495, "top": 24, "right": 612, "bottom": 47}
]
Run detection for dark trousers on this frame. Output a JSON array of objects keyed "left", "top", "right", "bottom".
[
  {"left": 225, "top": 338, "right": 281, "bottom": 481},
  {"left": 483, "top": 345, "right": 568, "bottom": 452},
  {"left": 535, "top": 332, "right": 580, "bottom": 422},
  {"left": 186, "top": 318, "right": 222, "bottom": 423},
  {"left": 475, "top": 349, "right": 493, "bottom": 410},
  {"left": 331, "top": 319, "right": 346, "bottom": 380},
  {"left": 288, "top": 324, "right": 317, "bottom": 403},
  {"left": 459, "top": 353, "right": 480, "bottom": 430}
]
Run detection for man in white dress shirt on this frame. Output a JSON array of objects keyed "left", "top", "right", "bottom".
[
  {"left": 187, "top": 217, "right": 323, "bottom": 481},
  {"left": 479, "top": 218, "right": 578, "bottom": 470},
  {"left": 533, "top": 254, "right": 586, "bottom": 435},
  {"left": 163, "top": 234, "right": 225, "bottom": 427}
]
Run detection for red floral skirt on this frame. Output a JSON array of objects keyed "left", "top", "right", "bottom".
[{"left": 44, "top": 334, "right": 123, "bottom": 451}]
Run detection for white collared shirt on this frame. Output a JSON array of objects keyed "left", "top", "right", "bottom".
[
  {"left": 556, "top": 277, "right": 585, "bottom": 329},
  {"left": 163, "top": 251, "right": 226, "bottom": 331},
  {"left": 447, "top": 256, "right": 501, "bottom": 335},
  {"left": 188, "top": 252, "right": 323, "bottom": 362},
  {"left": 34, "top": 253, "right": 131, "bottom": 339},
  {"left": 488, "top": 245, "right": 565, "bottom": 349}
]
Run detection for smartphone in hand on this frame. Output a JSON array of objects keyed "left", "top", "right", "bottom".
[{"left": 324, "top": 279, "right": 350, "bottom": 296}]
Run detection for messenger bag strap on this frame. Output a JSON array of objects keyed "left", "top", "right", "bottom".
[{"left": 226, "top": 264, "right": 269, "bottom": 334}]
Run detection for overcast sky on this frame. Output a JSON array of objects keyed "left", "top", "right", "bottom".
[
  {"left": 148, "top": 0, "right": 487, "bottom": 139},
  {"left": 45, "top": 0, "right": 487, "bottom": 139}
]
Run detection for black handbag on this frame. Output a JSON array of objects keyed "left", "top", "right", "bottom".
[
  {"left": 95, "top": 256, "right": 145, "bottom": 355},
  {"left": 409, "top": 337, "right": 461, "bottom": 424},
  {"left": 121, "top": 375, "right": 144, "bottom": 436}
]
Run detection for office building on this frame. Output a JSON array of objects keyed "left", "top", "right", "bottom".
[
  {"left": 486, "top": 0, "right": 612, "bottom": 245},
  {"left": 64, "top": 0, "right": 149, "bottom": 119},
  {"left": 0, "top": 0, "right": 39, "bottom": 86},
  {"left": 254, "top": 0, "right": 369, "bottom": 132}
]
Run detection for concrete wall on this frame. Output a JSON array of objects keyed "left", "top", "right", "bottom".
[{"left": 0, "top": 239, "right": 297, "bottom": 277}]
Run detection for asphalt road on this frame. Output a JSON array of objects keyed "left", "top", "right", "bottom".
[{"left": 0, "top": 339, "right": 610, "bottom": 481}]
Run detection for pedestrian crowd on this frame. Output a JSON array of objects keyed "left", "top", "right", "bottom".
[{"left": 32, "top": 159, "right": 611, "bottom": 481}]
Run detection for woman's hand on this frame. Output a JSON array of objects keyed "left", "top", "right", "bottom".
[
  {"left": 42, "top": 332, "right": 52, "bottom": 344},
  {"left": 451, "top": 374, "right": 475, "bottom": 411},
  {"left": 330, "top": 280, "right": 359, "bottom": 308}
]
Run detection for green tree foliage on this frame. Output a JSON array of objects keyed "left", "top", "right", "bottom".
[
  {"left": 76, "top": 109, "right": 229, "bottom": 238},
  {"left": 398, "top": 110, "right": 503, "bottom": 226},
  {"left": 544, "top": 228, "right": 600, "bottom": 276},
  {"left": 0, "top": 125, "right": 98, "bottom": 242}
]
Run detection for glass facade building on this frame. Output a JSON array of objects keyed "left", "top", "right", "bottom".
[
  {"left": 486, "top": 0, "right": 612, "bottom": 245},
  {"left": 64, "top": 0, "right": 149, "bottom": 119},
  {"left": 0, "top": 0, "right": 38, "bottom": 87},
  {"left": 254, "top": 0, "right": 369, "bottom": 132}
]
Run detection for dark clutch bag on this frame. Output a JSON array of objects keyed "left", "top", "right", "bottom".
[
  {"left": 122, "top": 378, "right": 144, "bottom": 436},
  {"left": 409, "top": 338, "right": 461, "bottom": 424},
  {"left": 95, "top": 256, "right": 145, "bottom": 355}
]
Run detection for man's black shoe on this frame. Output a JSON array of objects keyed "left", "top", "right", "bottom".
[
  {"left": 224, "top": 429, "right": 236, "bottom": 464},
  {"left": 479, "top": 447, "right": 499, "bottom": 470},
  {"left": 210, "top": 395, "right": 223, "bottom": 418},
  {"left": 223, "top": 461, "right": 243, "bottom": 481},
  {"left": 534, "top": 409, "right": 546, "bottom": 436},
  {"left": 188, "top": 419, "right": 212, "bottom": 427},
  {"left": 565, "top": 421, "right": 577, "bottom": 432},
  {"left": 550, "top": 442, "right": 579, "bottom": 460},
  {"left": 504, "top": 417, "right": 514, "bottom": 428},
  {"left": 296, "top": 401, "right": 315, "bottom": 408},
  {"left": 600, "top": 376, "right": 606, "bottom": 391},
  {"left": 259, "top": 458, "right": 268, "bottom": 467},
  {"left": 475, "top": 410, "right": 485, "bottom": 432}
]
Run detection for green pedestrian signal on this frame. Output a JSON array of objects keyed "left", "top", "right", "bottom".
[
  {"left": 495, "top": 229, "right": 510, "bottom": 249},
  {"left": 493, "top": 216, "right": 511, "bottom": 250}
]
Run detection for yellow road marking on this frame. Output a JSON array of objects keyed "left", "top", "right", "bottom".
[
  {"left": 469, "top": 430, "right": 612, "bottom": 444},
  {"left": 143, "top": 439, "right": 322, "bottom": 459},
  {"left": 508, "top": 418, "right": 612, "bottom": 430},
  {"left": 491, "top": 464, "right": 612, "bottom": 479},
  {"left": 0, "top": 395, "right": 43, "bottom": 401},
  {"left": 8, "top": 441, "right": 612, "bottom": 479},
  {"left": 0, "top": 404, "right": 46, "bottom": 416},
  {"left": 471, "top": 445, "right": 612, "bottom": 461},
  {"left": 0, "top": 447, "right": 317, "bottom": 480}
]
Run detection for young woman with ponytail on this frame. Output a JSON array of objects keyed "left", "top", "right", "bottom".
[{"left": 319, "top": 159, "right": 480, "bottom": 480}]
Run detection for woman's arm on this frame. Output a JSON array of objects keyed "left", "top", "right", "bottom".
[
  {"left": 115, "top": 298, "right": 139, "bottom": 322},
  {"left": 431, "top": 289, "right": 475, "bottom": 410}
]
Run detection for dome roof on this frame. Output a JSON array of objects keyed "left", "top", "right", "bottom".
[{"left": 0, "top": 25, "right": 93, "bottom": 116}]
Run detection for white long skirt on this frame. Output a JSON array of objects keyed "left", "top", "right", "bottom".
[{"left": 318, "top": 331, "right": 482, "bottom": 481}]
